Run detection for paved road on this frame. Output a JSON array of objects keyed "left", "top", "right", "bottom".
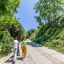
[{"left": 0, "top": 41, "right": 64, "bottom": 64}]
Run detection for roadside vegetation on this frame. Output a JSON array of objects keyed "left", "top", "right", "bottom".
[
  {"left": 28, "top": 0, "right": 64, "bottom": 53},
  {"left": 0, "top": 0, "right": 26, "bottom": 58}
]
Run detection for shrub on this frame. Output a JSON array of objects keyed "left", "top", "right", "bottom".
[{"left": 0, "top": 30, "right": 13, "bottom": 55}]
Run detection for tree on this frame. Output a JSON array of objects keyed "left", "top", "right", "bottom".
[
  {"left": 0, "top": 0, "right": 21, "bottom": 14},
  {"left": 26, "top": 28, "right": 36, "bottom": 38},
  {"left": 34, "top": 0, "right": 64, "bottom": 23},
  {"left": 0, "top": 0, "right": 25, "bottom": 40}
]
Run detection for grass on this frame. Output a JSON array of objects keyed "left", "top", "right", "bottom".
[
  {"left": 0, "top": 45, "right": 5, "bottom": 59},
  {"left": 0, "top": 54, "right": 5, "bottom": 59}
]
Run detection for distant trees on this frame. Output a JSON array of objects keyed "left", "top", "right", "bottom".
[{"left": 26, "top": 28, "right": 36, "bottom": 38}]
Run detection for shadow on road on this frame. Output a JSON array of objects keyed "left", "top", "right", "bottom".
[
  {"left": 5, "top": 55, "right": 23, "bottom": 64},
  {"left": 5, "top": 55, "right": 14, "bottom": 64},
  {"left": 17, "top": 57, "right": 23, "bottom": 60},
  {"left": 27, "top": 42, "right": 42, "bottom": 47}
]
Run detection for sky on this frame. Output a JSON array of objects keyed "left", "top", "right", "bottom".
[{"left": 16, "top": 0, "right": 38, "bottom": 31}]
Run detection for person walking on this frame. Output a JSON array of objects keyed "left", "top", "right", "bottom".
[
  {"left": 21, "top": 37, "right": 27, "bottom": 59},
  {"left": 13, "top": 37, "right": 19, "bottom": 63}
]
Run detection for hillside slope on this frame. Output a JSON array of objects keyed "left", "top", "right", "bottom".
[{"left": 29, "top": 17, "right": 64, "bottom": 53}]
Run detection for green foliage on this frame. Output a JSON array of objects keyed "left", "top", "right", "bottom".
[
  {"left": 31, "top": 16, "right": 64, "bottom": 53},
  {"left": 45, "top": 39, "right": 64, "bottom": 53},
  {"left": 0, "top": 0, "right": 26, "bottom": 57},
  {"left": 0, "top": 30, "right": 13, "bottom": 55},
  {"left": 34, "top": 0, "right": 64, "bottom": 23},
  {"left": 0, "top": 0, "right": 21, "bottom": 14},
  {"left": 29, "top": 30, "right": 38, "bottom": 41},
  {"left": 26, "top": 28, "right": 36, "bottom": 38}
]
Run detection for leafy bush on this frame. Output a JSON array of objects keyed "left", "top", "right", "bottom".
[{"left": 0, "top": 30, "right": 13, "bottom": 55}]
